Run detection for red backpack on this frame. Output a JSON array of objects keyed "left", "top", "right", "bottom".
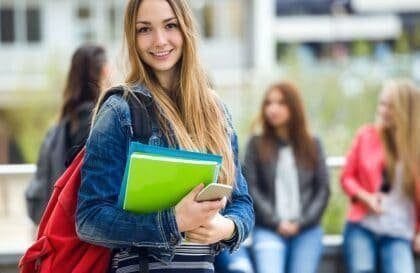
[{"left": 19, "top": 87, "right": 154, "bottom": 273}]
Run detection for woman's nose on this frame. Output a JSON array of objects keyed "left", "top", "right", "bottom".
[{"left": 153, "top": 29, "right": 167, "bottom": 47}]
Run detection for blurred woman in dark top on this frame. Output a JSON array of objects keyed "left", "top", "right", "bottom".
[
  {"left": 25, "top": 44, "right": 109, "bottom": 224},
  {"left": 245, "top": 80, "right": 330, "bottom": 273}
]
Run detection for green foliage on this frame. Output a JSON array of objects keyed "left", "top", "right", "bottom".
[
  {"left": 0, "top": 51, "right": 66, "bottom": 163},
  {"left": 321, "top": 170, "right": 348, "bottom": 234},
  {"left": 1, "top": 91, "right": 59, "bottom": 163},
  {"left": 413, "top": 25, "right": 420, "bottom": 50},
  {"left": 395, "top": 32, "right": 411, "bottom": 54},
  {"left": 352, "top": 40, "right": 372, "bottom": 56}
]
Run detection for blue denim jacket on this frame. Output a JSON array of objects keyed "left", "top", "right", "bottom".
[{"left": 76, "top": 84, "right": 254, "bottom": 263}]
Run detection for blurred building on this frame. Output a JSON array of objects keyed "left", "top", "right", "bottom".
[
  {"left": 271, "top": 0, "right": 420, "bottom": 62},
  {"left": 0, "top": 0, "right": 251, "bottom": 95},
  {"left": 0, "top": 0, "right": 420, "bottom": 162},
  {"left": 1, "top": 0, "right": 419, "bottom": 93}
]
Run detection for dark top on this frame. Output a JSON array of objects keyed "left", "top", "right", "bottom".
[
  {"left": 244, "top": 135, "right": 330, "bottom": 230},
  {"left": 65, "top": 102, "right": 95, "bottom": 155},
  {"left": 25, "top": 101, "right": 95, "bottom": 224}
]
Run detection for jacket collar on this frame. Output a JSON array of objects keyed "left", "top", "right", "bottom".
[{"left": 129, "top": 82, "right": 153, "bottom": 98}]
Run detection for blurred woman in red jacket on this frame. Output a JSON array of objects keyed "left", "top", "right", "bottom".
[{"left": 341, "top": 79, "right": 420, "bottom": 273}]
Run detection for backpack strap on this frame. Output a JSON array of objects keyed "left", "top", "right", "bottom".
[
  {"left": 65, "top": 86, "right": 155, "bottom": 166},
  {"left": 126, "top": 90, "right": 156, "bottom": 144},
  {"left": 97, "top": 85, "right": 155, "bottom": 144}
]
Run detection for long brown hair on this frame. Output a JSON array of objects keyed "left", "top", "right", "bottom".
[
  {"left": 60, "top": 44, "right": 107, "bottom": 124},
  {"left": 253, "top": 81, "right": 317, "bottom": 169},
  {"left": 377, "top": 79, "right": 420, "bottom": 197},
  {"left": 94, "top": 0, "right": 235, "bottom": 185}
]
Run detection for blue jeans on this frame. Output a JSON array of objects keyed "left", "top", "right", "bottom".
[
  {"left": 251, "top": 225, "right": 323, "bottom": 273},
  {"left": 343, "top": 222, "right": 415, "bottom": 273},
  {"left": 215, "top": 247, "right": 254, "bottom": 273}
]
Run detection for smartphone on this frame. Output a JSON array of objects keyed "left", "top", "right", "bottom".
[{"left": 195, "top": 183, "right": 233, "bottom": 202}]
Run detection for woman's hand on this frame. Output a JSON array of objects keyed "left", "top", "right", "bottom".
[
  {"left": 357, "top": 191, "right": 383, "bottom": 214},
  {"left": 185, "top": 213, "right": 235, "bottom": 244},
  {"left": 277, "top": 221, "right": 299, "bottom": 237},
  {"left": 175, "top": 184, "right": 226, "bottom": 232}
]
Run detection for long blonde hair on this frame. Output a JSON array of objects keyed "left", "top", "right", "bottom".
[
  {"left": 95, "top": 0, "right": 235, "bottom": 185},
  {"left": 378, "top": 79, "right": 420, "bottom": 197}
]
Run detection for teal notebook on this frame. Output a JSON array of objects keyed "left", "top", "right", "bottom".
[{"left": 118, "top": 142, "right": 222, "bottom": 212}]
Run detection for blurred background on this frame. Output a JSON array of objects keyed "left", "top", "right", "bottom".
[{"left": 0, "top": 0, "right": 420, "bottom": 272}]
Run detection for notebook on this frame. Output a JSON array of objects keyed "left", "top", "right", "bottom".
[{"left": 118, "top": 142, "right": 222, "bottom": 214}]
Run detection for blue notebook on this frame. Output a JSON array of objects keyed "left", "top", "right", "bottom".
[{"left": 117, "top": 142, "right": 223, "bottom": 208}]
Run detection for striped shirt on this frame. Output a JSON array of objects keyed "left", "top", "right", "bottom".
[{"left": 110, "top": 242, "right": 215, "bottom": 273}]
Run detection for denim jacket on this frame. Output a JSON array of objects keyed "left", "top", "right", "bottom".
[{"left": 76, "top": 84, "right": 254, "bottom": 264}]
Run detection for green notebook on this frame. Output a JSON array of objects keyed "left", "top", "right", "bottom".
[{"left": 123, "top": 152, "right": 220, "bottom": 214}]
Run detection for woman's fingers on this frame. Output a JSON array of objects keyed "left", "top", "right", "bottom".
[
  {"left": 185, "top": 232, "right": 207, "bottom": 244},
  {"left": 201, "top": 197, "right": 226, "bottom": 212},
  {"left": 187, "top": 227, "right": 207, "bottom": 236}
]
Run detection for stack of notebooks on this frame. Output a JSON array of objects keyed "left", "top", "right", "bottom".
[{"left": 118, "top": 142, "right": 222, "bottom": 214}]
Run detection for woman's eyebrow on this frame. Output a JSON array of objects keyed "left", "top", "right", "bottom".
[
  {"left": 136, "top": 17, "right": 177, "bottom": 25},
  {"left": 163, "top": 17, "right": 177, "bottom": 23},
  {"left": 136, "top": 20, "right": 150, "bottom": 25}
]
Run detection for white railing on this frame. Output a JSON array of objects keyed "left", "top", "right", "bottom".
[
  {"left": 0, "top": 164, "right": 36, "bottom": 175},
  {"left": 0, "top": 164, "right": 35, "bottom": 254},
  {"left": 0, "top": 156, "right": 346, "bottom": 175},
  {"left": 0, "top": 157, "right": 346, "bottom": 255},
  {"left": 0, "top": 157, "right": 345, "bottom": 217}
]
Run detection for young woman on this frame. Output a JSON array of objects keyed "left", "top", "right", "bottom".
[
  {"left": 76, "top": 1, "right": 254, "bottom": 272},
  {"left": 25, "top": 43, "right": 108, "bottom": 224},
  {"left": 246, "top": 81, "right": 330, "bottom": 273},
  {"left": 341, "top": 79, "right": 420, "bottom": 273}
]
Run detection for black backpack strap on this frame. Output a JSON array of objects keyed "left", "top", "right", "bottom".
[
  {"left": 125, "top": 90, "right": 155, "bottom": 144},
  {"left": 98, "top": 85, "right": 155, "bottom": 144},
  {"left": 65, "top": 86, "right": 155, "bottom": 165}
]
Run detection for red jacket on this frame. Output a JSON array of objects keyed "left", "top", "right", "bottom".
[{"left": 340, "top": 124, "right": 420, "bottom": 231}]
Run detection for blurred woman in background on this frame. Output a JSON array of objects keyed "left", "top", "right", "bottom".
[
  {"left": 25, "top": 44, "right": 109, "bottom": 224},
  {"left": 341, "top": 79, "right": 420, "bottom": 273},
  {"left": 245, "top": 81, "right": 330, "bottom": 273}
]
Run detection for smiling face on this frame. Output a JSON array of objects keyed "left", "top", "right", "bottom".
[{"left": 135, "top": 0, "right": 184, "bottom": 84}]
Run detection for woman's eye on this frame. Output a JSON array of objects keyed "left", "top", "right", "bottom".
[
  {"left": 166, "top": 23, "right": 178, "bottom": 29},
  {"left": 137, "top": 27, "right": 150, "bottom": 34}
]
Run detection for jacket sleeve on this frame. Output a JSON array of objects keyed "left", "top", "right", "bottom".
[
  {"left": 340, "top": 128, "right": 364, "bottom": 198},
  {"left": 299, "top": 138, "right": 330, "bottom": 228},
  {"left": 244, "top": 136, "right": 280, "bottom": 231},
  {"left": 217, "top": 105, "right": 255, "bottom": 252},
  {"left": 76, "top": 99, "right": 182, "bottom": 250}
]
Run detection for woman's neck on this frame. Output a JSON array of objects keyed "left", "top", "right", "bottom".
[
  {"left": 155, "top": 68, "right": 177, "bottom": 91},
  {"left": 275, "top": 126, "right": 289, "bottom": 141},
  {"left": 156, "top": 74, "right": 172, "bottom": 91}
]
